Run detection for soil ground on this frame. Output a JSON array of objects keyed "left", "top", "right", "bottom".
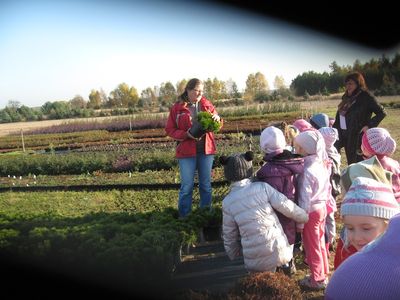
[{"left": 170, "top": 222, "right": 340, "bottom": 299}]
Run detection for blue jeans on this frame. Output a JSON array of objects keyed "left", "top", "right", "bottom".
[{"left": 178, "top": 154, "right": 214, "bottom": 217}]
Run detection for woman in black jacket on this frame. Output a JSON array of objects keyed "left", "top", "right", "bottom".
[{"left": 333, "top": 72, "right": 386, "bottom": 164}]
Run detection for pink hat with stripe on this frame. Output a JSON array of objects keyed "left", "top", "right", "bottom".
[
  {"left": 341, "top": 177, "right": 400, "bottom": 219},
  {"left": 362, "top": 127, "right": 396, "bottom": 156}
]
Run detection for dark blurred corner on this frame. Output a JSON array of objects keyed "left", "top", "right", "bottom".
[
  {"left": 1, "top": 252, "right": 171, "bottom": 299},
  {"left": 206, "top": 0, "right": 399, "bottom": 51}
]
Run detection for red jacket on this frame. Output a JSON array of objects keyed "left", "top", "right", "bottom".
[
  {"left": 165, "top": 97, "right": 220, "bottom": 158},
  {"left": 333, "top": 238, "right": 358, "bottom": 269}
]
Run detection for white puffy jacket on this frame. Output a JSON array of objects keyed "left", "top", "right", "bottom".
[{"left": 222, "top": 178, "right": 308, "bottom": 272}]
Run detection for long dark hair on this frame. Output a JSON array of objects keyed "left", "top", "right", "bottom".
[
  {"left": 344, "top": 71, "right": 368, "bottom": 91},
  {"left": 178, "top": 78, "right": 202, "bottom": 103},
  {"left": 338, "top": 71, "right": 367, "bottom": 112}
]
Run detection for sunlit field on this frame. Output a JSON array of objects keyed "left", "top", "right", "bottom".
[{"left": 0, "top": 95, "right": 399, "bottom": 299}]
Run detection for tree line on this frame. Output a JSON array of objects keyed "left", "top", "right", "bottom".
[
  {"left": 1, "top": 52, "right": 399, "bottom": 123},
  {"left": 291, "top": 53, "right": 400, "bottom": 96}
]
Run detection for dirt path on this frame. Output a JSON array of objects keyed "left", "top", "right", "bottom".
[{"left": 171, "top": 240, "right": 247, "bottom": 294}]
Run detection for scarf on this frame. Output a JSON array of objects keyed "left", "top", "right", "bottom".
[{"left": 338, "top": 89, "right": 362, "bottom": 116}]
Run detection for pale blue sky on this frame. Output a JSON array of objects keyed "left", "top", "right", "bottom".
[{"left": 0, "top": 0, "right": 395, "bottom": 109}]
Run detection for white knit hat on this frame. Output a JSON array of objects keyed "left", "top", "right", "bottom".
[
  {"left": 260, "top": 126, "right": 286, "bottom": 155},
  {"left": 294, "top": 130, "right": 326, "bottom": 156},
  {"left": 319, "top": 126, "right": 338, "bottom": 148},
  {"left": 362, "top": 127, "right": 396, "bottom": 156},
  {"left": 341, "top": 177, "right": 400, "bottom": 219}
]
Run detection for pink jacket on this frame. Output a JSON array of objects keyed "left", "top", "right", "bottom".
[
  {"left": 296, "top": 154, "right": 332, "bottom": 229},
  {"left": 165, "top": 97, "right": 220, "bottom": 158}
]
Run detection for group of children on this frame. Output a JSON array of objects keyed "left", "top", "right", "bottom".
[{"left": 221, "top": 112, "right": 400, "bottom": 293}]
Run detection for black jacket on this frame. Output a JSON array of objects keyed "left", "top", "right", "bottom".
[{"left": 333, "top": 90, "right": 386, "bottom": 164}]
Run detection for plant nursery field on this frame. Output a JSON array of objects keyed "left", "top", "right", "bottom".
[{"left": 0, "top": 95, "right": 399, "bottom": 299}]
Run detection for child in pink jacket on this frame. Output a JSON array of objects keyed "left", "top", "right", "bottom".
[
  {"left": 294, "top": 130, "right": 331, "bottom": 290},
  {"left": 319, "top": 126, "right": 341, "bottom": 254}
]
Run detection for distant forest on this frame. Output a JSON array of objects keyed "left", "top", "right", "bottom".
[{"left": 1, "top": 52, "right": 400, "bottom": 123}]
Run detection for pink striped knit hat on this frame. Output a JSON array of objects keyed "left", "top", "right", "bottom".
[
  {"left": 341, "top": 177, "right": 400, "bottom": 219},
  {"left": 362, "top": 127, "right": 396, "bottom": 156}
]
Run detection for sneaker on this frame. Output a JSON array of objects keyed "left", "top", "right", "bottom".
[
  {"left": 277, "top": 263, "right": 291, "bottom": 276},
  {"left": 276, "top": 259, "right": 297, "bottom": 276},
  {"left": 299, "top": 276, "right": 327, "bottom": 290}
]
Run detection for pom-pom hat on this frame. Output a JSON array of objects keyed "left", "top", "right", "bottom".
[{"left": 219, "top": 151, "right": 254, "bottom": 182}]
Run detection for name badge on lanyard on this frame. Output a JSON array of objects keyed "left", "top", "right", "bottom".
[{"left": 339, "top": 115, "right": 347, "bottom": 130}]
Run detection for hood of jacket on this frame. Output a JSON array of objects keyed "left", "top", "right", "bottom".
[{"left": 259, "top": 151, "right": 304, "bottom": 178}]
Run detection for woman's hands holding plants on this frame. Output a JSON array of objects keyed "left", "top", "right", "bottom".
[
  {"left": 187, "top": 129, "right": 199, "bottom": 140},
  {"left": 211, "top": 114, "right": 221, "bottom": 122},
  {"left": 187, "top": 112, "right": 221, "bottom": 140},
  {"left": 187, "top": 128, "right": 204, "bottom": 140}
]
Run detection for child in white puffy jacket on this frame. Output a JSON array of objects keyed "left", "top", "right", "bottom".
[{"left": 220, "top": 151, "right": 308, "bottom": 272}]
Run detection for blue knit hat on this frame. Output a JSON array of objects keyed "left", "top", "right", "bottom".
[{"left": 310, "top": 113, "right": 330, "bottom": 129}]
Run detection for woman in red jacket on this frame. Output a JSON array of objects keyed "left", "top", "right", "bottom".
[{"left": 165, "top": 78, "right": 222, "bottom": 218}]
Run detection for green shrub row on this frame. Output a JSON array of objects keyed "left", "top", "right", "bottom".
[
  {"left": 0, "top": 189, "right": 225, "bottom": 289},
  {"left": 0, "top": 150, "right": 177, "bottom": 176},
  {"left": 0, "top": 139, "right": 260, "bottom": 176},
  {"left": 217, "top": 102, "right": 300, "bottom": 118}
]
